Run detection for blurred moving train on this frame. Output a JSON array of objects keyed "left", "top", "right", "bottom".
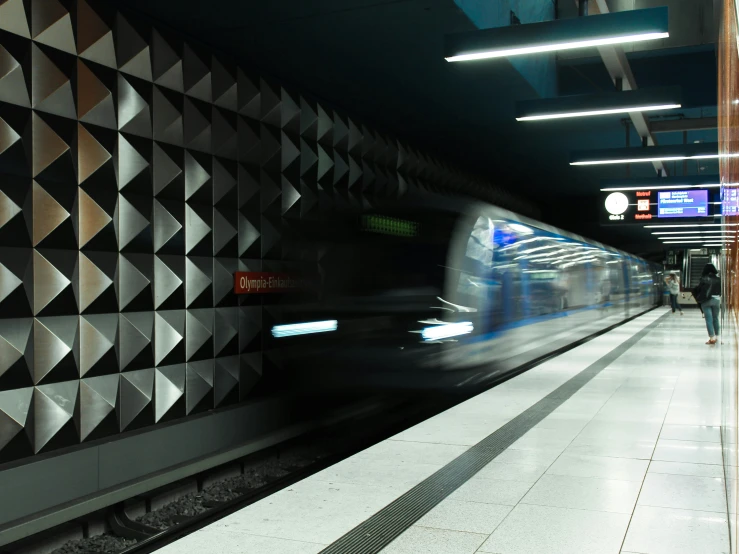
[{"left": 265, "top": 197, "right": 662, "bottom": 392}]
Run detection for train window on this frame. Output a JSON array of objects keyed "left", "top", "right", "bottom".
[{"left": 453, "top": 216, "right": 639, "bottom": 331}]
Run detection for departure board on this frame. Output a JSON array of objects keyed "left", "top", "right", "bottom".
[{"left": 657, "top": 190, "right": 708, "bottom": 218}]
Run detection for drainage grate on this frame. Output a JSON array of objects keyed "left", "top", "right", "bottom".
[{"left": 319, "top": 313, "right": 666, "bottom": 554}]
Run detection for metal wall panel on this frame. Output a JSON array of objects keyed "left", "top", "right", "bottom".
[{"left": 0, "top": 0, "right": 524, "bottom": 468}]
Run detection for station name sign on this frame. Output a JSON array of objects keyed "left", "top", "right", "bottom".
[{"left": 234, "top": 272, "right": 309, "bottom": 294}]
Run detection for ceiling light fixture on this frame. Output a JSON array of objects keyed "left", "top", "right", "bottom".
[
  {"left": 571, "top": 143, "right": 719, "bottom": 166},
  {"left": 574, "top": 155, "right": 720, "bottom": 166},
  {"left": 652, "top": 231, "right": 736, "bottom": 235},
  {"left": 645, "top": 223, "right": 739, "bottom": 228},
  {"left": 659, "top": 236, "right": 735, "bottom": 240},
  {"left": 518, "top": 104, "right": 680, "bottom": 121},
  {"left": 517, "top": 87, "right": 681, "bottom": 121},
  {"left": 600, "top": 175, "right": 722, "bottom": 191},
  {"left": 444, "top": 7, "right": 668, "bottom": 62},
  {"left": 601, "top": 184, "right": 720, "bottom": 191}
]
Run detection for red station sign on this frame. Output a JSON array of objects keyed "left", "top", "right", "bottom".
[{"left": 234, "top": 272, "right": 307, "bottom": 294}]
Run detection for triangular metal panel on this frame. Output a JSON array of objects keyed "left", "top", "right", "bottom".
[
  {"left": 78, "top": 316, "right": 115, "bottom": 376},
  {"left": 0, "top": 261, "right": 22, "bottom": 304},
  {"left": 0, "top": 388, "right": 33, "bottom": 451},
  {"left": 184, "top": 151, "right": 209, "bottom": 201},
  {"left": 0, "top": 46, "right": 31, "bottom": 107},
  {"left": 0, "top": 115, "right": 21, "bottom": 156},
  {"left": 153, "top": 142, "right": 182, "bottom": 195},
  {"left": 118, "top": 74, "right": 152, "bottom": 138},
  {"left": 154, "top": 311, "right": 183, "bottom": 366},
  {"left": 31, "top": 44, "right": 76, "bottom": 120},
  {"left": 33, "top": 250, "right": 71, "bottom": 315},
  {"left": 115, "top": 194, "right": 150, "bottom": 250},
  {"left": 281, "top": 177, "right": 301, "bottom": 216},
  {"left": 0, "top": 318, "right": 32, "bottom": 379},
  {"left": 185, "top": 360, "right": 212, "bottom": 414},
  {"left": 214, "top": 356, "right": 238, "bottom": 407},
  {"left": 213, "top": 308, "right": 237, "bottom": 356},
  {"left": 77, "top": 0, "right": 116, "bottom": 68},
  {"left": 212, "top": 258, "right": 234, "bottom": 306},
  {"left": 78, "top": 60, "right": 116, "bottom": 128},
  {"left": 212, "top": 158, "right": 236, "bottom": 205},
  {"left": 154, "top": 255, "right": 182, "bottom": 309},
  {"left": 78, "top": 375, "right": 118, "bottom": 440},
  {"left": 185, "top": 257, "right": 211, "bottom": 307},
  {"left": 153, "top": 200, "right": 182, "bottom": 252},
  {"left": 32, "top": 111, "right": 70, "bottom": 178},
  {"left": 77, "top": 189, "right": 112, "bottom": 248},
  {"left": 212, "top": 208, "right": 237, "bottom": 255},
  {"left": 185, "top": 309, "right": 212, "bottom": 360},
  {"left": 154, "top": 365, "right": 184, "bottom": 421},
  {"left": 34, "top": 381, "right": 78, "bottom": 452},
  {"left": 184, "top": 204, "right": 210, "bottom": 254},
  {"left": 184, "top": 97, "right": 211, "bottom": 152},
  {"left": 116, "top": 14, "right": 152, "bottom": 81},
  {"left": 32, "top": 0, "right": 76, "bottom": 54},
  {"left": 32, "top": 181, "right": 70, "bottom": 247},
  {"left": 153, "top": 86, "right": 183, "bottom": 145},
  {"left": 0, "top": 0, "right": 31, "bottom": 38},
  {"left": 116, "top": 253, "right": 150, "bottom": 310},
  {"left": 152, "top": 30, "right": 183, "bottom": 92},
  {"left": 76, "top": 252, "right": 113, "bottom": 313},
  {"left": 120, "top": 368, "right": 153, "bottom": 430},
  {"left": 116, "top": 134, "right": 149, "bottom": 190},
  {"left": 78, "top": 123, "right": 112, "bottom": 185},
  {"left": 0, "top": 188, "right": 21, "bottom": 231},
  {"left": 117, "top": 313, "right": 151, "bottom": 370},
  {"left": 238, "top": 214, "right": 259, "bottom": 257}
]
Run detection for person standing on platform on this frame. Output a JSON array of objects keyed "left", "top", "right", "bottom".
[
  {"left": 664, "top": 273, "right": 683, "bottom": 315},
  {"left": 692, "top": 264, "right": 721, "bottom": 345}
]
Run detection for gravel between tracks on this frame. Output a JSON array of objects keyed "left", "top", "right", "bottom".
[{"left": 51, "top": 443, "right": 329, "bottom": 554}]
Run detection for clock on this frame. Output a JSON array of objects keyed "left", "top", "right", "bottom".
[{"left": 605, "top": 192, "right": 629, "bottom": 215}]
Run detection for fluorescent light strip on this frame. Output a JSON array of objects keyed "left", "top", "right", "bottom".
[
  {"left": 573, "top": 154, "right": 718, "bottom": 166},
  {"left": 601, "top": 184, "right": 720, "bottom": 191},
  {"left": 659, "top": 236, "right": 734, "bottom": 240},
  {"left": 445, "top": 32, "right": 668, "bottom": 62},
  {"left": 421, "top": 322, "right": 474, "bottom": 341},
  {"left": 653, "top": 231, "right": 736, "bottom": 235},
  {"left": 662, "top": 240, "right": 706, "bottom": 244},
  {"left": 517, "top": 103, "right": 680, "bottom": 121},
  {"left": 645, "top": 223, "right": 739, "bottom": 228},
  {"left": 272, "top": 320, "right": 338, "bottom": 338}
]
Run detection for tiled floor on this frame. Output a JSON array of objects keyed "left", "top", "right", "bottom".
[{"left": 158, "top": 308, "right": 729, "bottom": 554}]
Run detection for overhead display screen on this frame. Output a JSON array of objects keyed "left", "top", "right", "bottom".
[
  {"left": 657, "top": 190, "right": 708, "bottom": 218},
  {"left": 723, "top": 188, "right": 739, "bottom": 216}
]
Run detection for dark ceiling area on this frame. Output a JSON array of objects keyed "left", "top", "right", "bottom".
[{"left": 113, "top": 0, "right": 719, "bottom": 257}]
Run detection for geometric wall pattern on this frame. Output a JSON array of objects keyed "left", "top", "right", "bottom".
[{"left": 0, "top": 0, "right": 523, "bottom": 463}]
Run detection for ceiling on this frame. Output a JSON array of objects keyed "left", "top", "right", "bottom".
[{"left": 113, "top": 0, "right": 720, "bottom": 258}]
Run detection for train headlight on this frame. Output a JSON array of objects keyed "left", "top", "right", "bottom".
[{"left": 420, "top": 322, "right": 474, "bottom": 341}]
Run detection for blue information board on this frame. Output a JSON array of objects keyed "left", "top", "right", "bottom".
[{"left": 657, "top": 190, "right": 708, "bottom": 218}]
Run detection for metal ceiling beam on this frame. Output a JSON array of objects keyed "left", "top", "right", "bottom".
[
  {"left": 577, "top": 0, "right": 667, "bottom": 175},
  {"left": 650, "top": 117, "right": 718, "bottom": 133}
]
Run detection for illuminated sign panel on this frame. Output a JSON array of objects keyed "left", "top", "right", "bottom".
[
  {"left": 234, "top": 272, "right": 309, "bottom": 294},
  {"left": 724, "top": 188, "right": 739, "bottom": 215},
  {"left": 657, "top": 190, "right": 708, "bottom": 218},
  {"left": 362, "top": 215, "right": 419, "bottom": 237}
]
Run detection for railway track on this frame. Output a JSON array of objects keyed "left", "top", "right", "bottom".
[{"left": 7, "top": 395, "right": 451, "bottom": 554}]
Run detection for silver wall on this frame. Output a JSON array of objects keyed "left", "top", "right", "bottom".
[{"left": 0, "top": 0, "right": 526, "bottom": 472}]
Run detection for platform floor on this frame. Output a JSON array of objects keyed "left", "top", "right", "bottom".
[{"left": 160, "top": 308, "right": 728, "bottom": 554}]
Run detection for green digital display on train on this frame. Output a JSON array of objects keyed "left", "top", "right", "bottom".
[{"left": 362, "top": 215, "right": 419, "bottom": 237}]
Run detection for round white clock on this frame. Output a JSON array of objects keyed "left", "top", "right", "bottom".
[{"left": 605, "top": 192, "right": 629, "bottom": 215}]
